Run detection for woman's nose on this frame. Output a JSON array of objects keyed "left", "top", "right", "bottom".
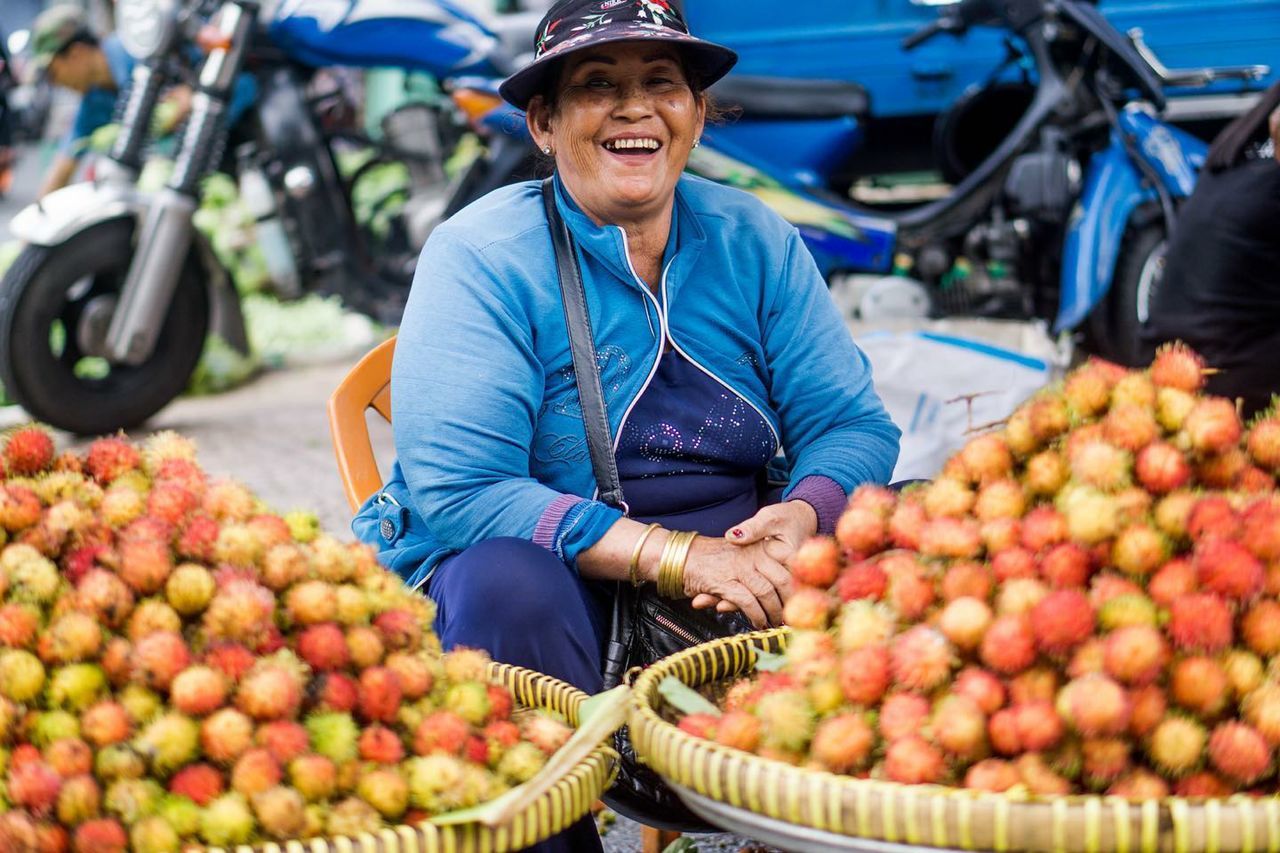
[{"left": 611, "top": 80, "right": 654, "bottom": 116}]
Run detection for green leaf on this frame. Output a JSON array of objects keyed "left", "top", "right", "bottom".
[
  {"left": 752, "top": 644, "right": 787, "bottom": 672},
  {"left": 657, "top": 676, "right": 720, "bottom": 717},
  {"left": 663, "top": 839, "right": 700, "bottom": 853}
]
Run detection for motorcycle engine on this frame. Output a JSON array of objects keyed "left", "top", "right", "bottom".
[{"left": 1003, "top": 148, "right": 1080, "bottom": 224}]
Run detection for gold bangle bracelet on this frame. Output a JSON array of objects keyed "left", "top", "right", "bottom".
[
  {"left": 628, "top": 523, "right": 661, "bottom": 588},
  {"left": 658, "top": 530, "right": 697, "bottom": 599}
]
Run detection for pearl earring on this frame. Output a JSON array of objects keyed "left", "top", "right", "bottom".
[
  {"left": 693, "top": 138, "right": 701, "bottom": 148},
  {"left": 542, "top": 145, "right": 552, "bottom": 155}
]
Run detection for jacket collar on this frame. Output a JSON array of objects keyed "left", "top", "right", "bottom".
[{"left": 552, "top": 173, "right": 706, "bottom": 297}]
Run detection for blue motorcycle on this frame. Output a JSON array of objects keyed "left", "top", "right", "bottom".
[
  {"left": 448, "top": 0, "right": 1267, "bottom": 370},
  {"left": 0, "top": 0, "right": 527, "bottom": 434}
]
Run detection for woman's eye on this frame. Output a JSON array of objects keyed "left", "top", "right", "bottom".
[{"left": 584, "top": 78, "right": 613, "bottom": 90}]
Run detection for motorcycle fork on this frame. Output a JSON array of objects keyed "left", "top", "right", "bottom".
[{"left": 105, "top": 1, "right": 255, "bottom": 366}]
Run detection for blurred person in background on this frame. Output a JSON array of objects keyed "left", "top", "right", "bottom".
[
  {"left": 32, "top": 3, "right": 191, "bottom": 198},
  {"left": 1145, "top": 81, "right": 1280, "bottom": 417},
  {"left": 0, "top": 27, "right": 15, "bottom": 195}
]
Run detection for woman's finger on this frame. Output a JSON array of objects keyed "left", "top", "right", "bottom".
[
  {"left": 690, "top": 593, "right": 719, "bottom": 609},
  {"left": 726, "top": 506, "right": 786, "bottom": 546},
  {"left": 715, "top": 599, "right": 739, "bottom": 613},
  {"left": 753, "top": 555, "right": 795, "bottom": 602},
  {"left": 739, "top": 569, "right": 784, "bottom": 626},
  {"left": 721, "top": 581, "right": 768, "bottom": 628}
]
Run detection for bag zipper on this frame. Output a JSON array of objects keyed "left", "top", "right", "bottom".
[{"left": 650, "top": 609, "right": 703, "bottom": 647}]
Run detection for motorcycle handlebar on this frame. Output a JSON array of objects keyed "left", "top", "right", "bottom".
[{"left": 901, "top": 15, "right": 964, "bottom": 51}]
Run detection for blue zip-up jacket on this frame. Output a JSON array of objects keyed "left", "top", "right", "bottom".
[{"left": 353, "top": 174, "right": 901, "bottom": 588}]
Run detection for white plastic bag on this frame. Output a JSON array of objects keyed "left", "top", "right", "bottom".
[{"left": 856, "top": 329, "right": 1057, "bottom": 482}]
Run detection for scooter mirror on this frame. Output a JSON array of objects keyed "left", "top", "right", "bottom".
[{"left": 6, "top": 30, "right": 29, "bottom": 57}]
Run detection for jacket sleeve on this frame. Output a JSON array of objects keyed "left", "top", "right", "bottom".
[
  {"left": 391, "top": 230, "right": 623, "bottom": 565},
  {"left": 762, "top": 228, "right": 902, "bottom": 503}
]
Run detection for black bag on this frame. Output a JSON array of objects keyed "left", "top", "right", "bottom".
[{"left": 541, "top": 179, "right": 751, "bottom": 831}]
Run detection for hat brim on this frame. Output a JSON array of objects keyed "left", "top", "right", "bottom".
[{"left": 498, "top": 27, "right": 737, "bottom": 111}]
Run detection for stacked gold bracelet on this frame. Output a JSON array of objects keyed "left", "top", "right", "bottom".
[
  {"left": 657, "top": 530, "right": 698, "bottom": 599},
  {"left": 628, "top": 523, "right": 661, "bottom": 588}
]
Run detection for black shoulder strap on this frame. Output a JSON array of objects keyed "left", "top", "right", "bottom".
[{"left": 541, "top": 178, "right": 628, "bottom": 512}]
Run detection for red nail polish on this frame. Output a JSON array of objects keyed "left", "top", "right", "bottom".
[{"left": 731, "top": 528, "right": 744, "bottom": 539}]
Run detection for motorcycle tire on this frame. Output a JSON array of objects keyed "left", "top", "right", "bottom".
[
  {"left": 1086, "top": 208, "right": 1166, "bottom": 368},
  {"left": 0, "top": 218, "right": 209, "bottom": 436}
]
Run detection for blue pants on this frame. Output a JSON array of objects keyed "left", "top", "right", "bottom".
[{"left": 428, "top": 537, "right": 608, "bottom": 853}]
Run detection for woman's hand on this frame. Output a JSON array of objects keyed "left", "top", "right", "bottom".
[
  {"left": 681, "top": 535, "right": 793, "bottom": 628},
  {"left": 688, "top": 501, "right": 817, "bottom": 616},
  {"left": 727, "top": 500, "right": 819, "bottom": 564}
]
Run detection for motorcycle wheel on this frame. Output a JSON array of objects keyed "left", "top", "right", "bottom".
[
  {"left": 0, "top": 218, "right": 209, "bottom": 436},
  {"left": 1087, "top": 211, "right": 1166, "bottom": 368}
]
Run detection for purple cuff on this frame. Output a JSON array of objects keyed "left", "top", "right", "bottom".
[
  {"left": 532, "top": 494, "right": 584, "bottom": 552},
  {"left": 786, "top": 475, "right": 848, "bottom": 536}
]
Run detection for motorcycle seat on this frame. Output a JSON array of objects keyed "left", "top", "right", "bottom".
[{"left": 709, "top": 75, "right": 869, "bottom": 120}]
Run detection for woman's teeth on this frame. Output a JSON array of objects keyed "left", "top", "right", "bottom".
[{"left": 604, "top": 138, "right": 661, "bottom": 152}]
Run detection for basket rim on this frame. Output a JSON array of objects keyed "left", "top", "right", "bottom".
[
  {"left": 628, "top": 628, "right": 1280, "bottom": 844},
  {"left": 217, "top": 662, "right": 619, "bottom": 853}
]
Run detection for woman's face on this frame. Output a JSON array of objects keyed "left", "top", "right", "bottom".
[{"left": 528, "top": 42, "right": 705, "bottom": 224}]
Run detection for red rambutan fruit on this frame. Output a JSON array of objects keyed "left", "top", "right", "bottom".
[
  {"left": 1168, "top": 593, "right": 1234, "bottom": 652},
  {"left": 937, "top": 597, "right": 992, "bottom": 652},
  {"left": 1103, "top": 625, "right": 1168, "bottom": 686},
  {"left": 887, "top": 500, "right": 926, "bottom": 550},
  {"left": 1195, "top": 538, "right": 1264, "bottom": 600},
  {"left": 357, "top": 667, "right": 402, "bottom": 724},
  {"left": 236, "top": 665, "right": 303, "bottom": 723},
  {"left": 919, "top": 516, "right": 982, "bottom": 559},
  {"left": 169, "top": 763, "right": 224, "bottom": 806},
  {"left": 835, "top": 508, "right": 887, "bottom": 557},
  {"left": 1104, "top": 404, "right": 1159, "bottom": 452},
  {"left": 1171, "top": 656, "right": 1230, "bottom": 718},
  {"left": 1151, "top": 342, "right": 1207, "bottom": 392},
  {"left": 788, "top": 537, "right": 842, "bottom": 588},
  {"left": 230, "top": 748, "right": 281, "bottom": 798},
  {"left": 991, "top": 547, "right": 1036, "bottom": 582},
  {"left": 72, "top": 818, "right": 127, "bottom": 853},
  {"left": 954, "top": 667, "right": 1006, "bottom": 716},
  {"left": 1241, "top": 600, "right": 1280, "bottom": 657},
  {"left": 414, "top": 711, "right": 469, "bottom": 756},
  {"left": 835, "top": 561, "right": 887, "bottom": 602},
  {"left": 1031, "top": 589, "right": 1095, "bottom": 655},
  {"left": 890, "top": 626, "right": 953, "bottom": 693},
  {"left": 169, "top": 665, "right": 229, "bottom": 717},
  {"left": 980, "top": 614, "right": 1036, "bottom": 675},
  {"left": 1174, "top": 771, "right": 1233, "bottom": 798},
  {"left": 883, "top": 735, "right": 945, "bottom": 785},
  {"left": 1240, "top": 499, "right": 1280, "bottom": 560},
  {"left": 1021, "top": 507, "right": 1068, "bottom": 552},
  {"left": 3, "top": 427, "right": 54, "bottom": 476},
  {"left": 1247, "top": 418, "right": 1280, "bottom": 471},
  {"left": 940, "top": 561, "right": 992, "bottom": 603},
  {"left": 357, "top": 725, "right": 404, "bottom": 764},
  {"left": 964, "top": 758, "right": 1021, "bottom": 792},
  {"left": 1185, "top": 398, "right": 1242, "bottom": 454},
  {"left": 838, "top": 645, "right": 889, "bottom": 706},
  {"left": 931, "top": 694, "right": 987, "bottom": 758},
  {"left": 1208, "top": 722, "right": 1270, "bottom": 784},
  {"left": 130, "top": 631, "right": 190, "bottom": 691},
  {"left": 83, "top": 437, "right": 140, "bottom": 485},
  {"left": 373, "top": 609, "right": 421, "bottom": 652},
  {"left": 1147, "top": 559, "right": 1196, "bottom": 607},
  {"left": 296, "top": 623, "right": 351, "bottom": 672},
  {"left": 878, "top": 692, "right": 930, "bottom": 743},
  {"left": 810, "top": 713, "right": 874, "bottom": 773},
  {"left": 1064, "top": 674, "right": 1131, "bottom": 736},
  {"left": 957, "top": 433, "right": 1014, "bottom": 485},
  {"left": 980, "top": 517, "right": 1022, "bottom": 554},
  {"left": 1128, "top": 684, "right": 1167, "bottom": 738}
]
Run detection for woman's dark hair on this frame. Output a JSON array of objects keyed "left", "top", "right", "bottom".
[{"left": 1205, "top": 81, "right": 1280, "bottom": 172}]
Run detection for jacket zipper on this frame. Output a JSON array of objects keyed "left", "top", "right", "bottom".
[
  {"left": 651, "top": 609, "right": 702, "bottom": 646},
  {"left": 587, "top": 229, "right": 669, "bottom": 505}
]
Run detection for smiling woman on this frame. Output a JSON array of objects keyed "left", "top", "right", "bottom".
[{"left": 355, "top": 1, "right": 902, "bottom": 849}]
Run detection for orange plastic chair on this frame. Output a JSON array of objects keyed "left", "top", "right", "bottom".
[{"left": 328, "top": 336, "right": 397, "bottom": 512}]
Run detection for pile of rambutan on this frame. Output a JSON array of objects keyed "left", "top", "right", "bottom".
[
  {"left": 677, "top": 344, "right": 1280, "bottom": 800},
  {"left": 0, "top": 429, "right": 575, "bottom": 851}
]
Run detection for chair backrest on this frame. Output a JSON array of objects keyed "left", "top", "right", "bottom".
[{"left": 328, "top": 336, "right": 396, "bottom": 512}]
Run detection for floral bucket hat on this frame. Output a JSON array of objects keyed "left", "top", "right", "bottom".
[{"left": 498, "top": 0, "right": 738, "bottom": 111}]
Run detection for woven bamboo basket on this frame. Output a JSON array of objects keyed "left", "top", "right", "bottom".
[
  {"left": 204, "top": 662, "right": 619, "bottom": 853},
  {"left": 629, "top": 629, "right": 1280, "bottom": 853}
]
